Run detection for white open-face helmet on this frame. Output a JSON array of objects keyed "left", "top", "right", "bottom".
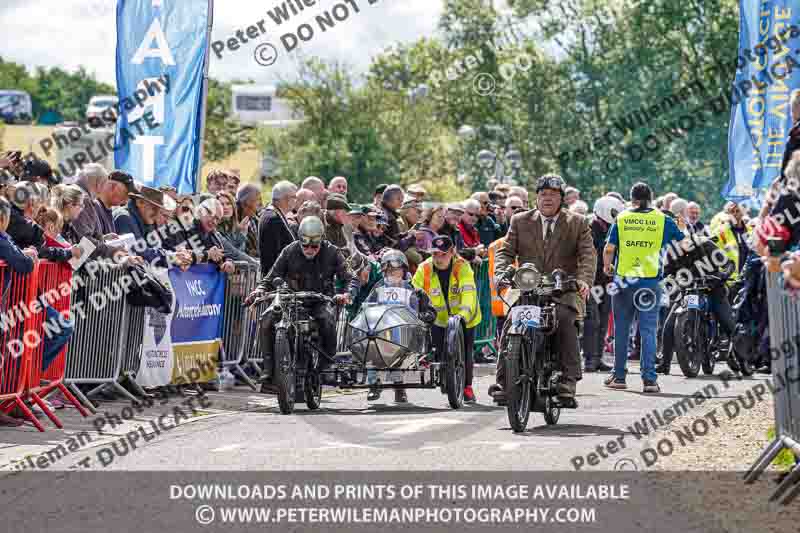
[{"left": 593, "top": 195, "right": 625, "bottom": 225}]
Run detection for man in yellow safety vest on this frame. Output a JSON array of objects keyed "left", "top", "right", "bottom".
[
  {"left": 602, "top": 182, "right": 684, "bottom": 393},
  {"left": 412, "top": 235, "right": 481, "bottom": 402}
]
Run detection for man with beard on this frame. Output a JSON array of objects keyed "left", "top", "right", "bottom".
[{"left": 245, "top": 216, "right": 354, "bottom": 389}]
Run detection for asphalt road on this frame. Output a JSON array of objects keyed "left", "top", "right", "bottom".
[
  {"left": 0, "top": 362, "right": 777, "bottom": 533},
  {"left": 44, "top": 362, "right": 767, "bottom": 472}
]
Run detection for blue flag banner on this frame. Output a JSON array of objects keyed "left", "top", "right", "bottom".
[
  {"left": 725, "top": 0, "right": 800, "bottom": 203},
  {"left": 115, "top": 0, "right": 212, "bottom": 193}
]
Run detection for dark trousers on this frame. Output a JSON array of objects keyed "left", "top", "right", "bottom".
[
  {"left": 42, "top": 305, "right": 73, "bottom": 372},
  {"left": 582, "top": 294, "right": 610, "bottom": 364},
  {"left": 660, "top": 285, "right": 735, "bottom": 367},
  {"left": 259, "top": 301, "right": 336, "bottom": 378},
  {"left": 496, "top": 304, "right": 580, "bottom": 385},
  {"left": 431, "top": 323, "right": 475, "bottom": 386}
]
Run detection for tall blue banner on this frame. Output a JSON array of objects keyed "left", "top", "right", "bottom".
[
  {"left": 115, "top": 0, "right": 212, "bottom": 193},
  {"left": 725, "top": 1, "right": 800, "bottom": 204}
]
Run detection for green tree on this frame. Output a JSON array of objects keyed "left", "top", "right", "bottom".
[{"left": 202, "top": 78, "right": 249, "bottom": 162}]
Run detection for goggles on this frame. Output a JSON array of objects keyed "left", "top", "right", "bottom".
[
  {"left": 300, "top": 237, "right": 322, "bottom": 248},
  {"left": 383, "top": 258, "right": 406, "bottom": 269}
]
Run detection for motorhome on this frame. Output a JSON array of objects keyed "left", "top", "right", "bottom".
[{"left": 230, "top": 85, "right": 303, "bottom": 127}]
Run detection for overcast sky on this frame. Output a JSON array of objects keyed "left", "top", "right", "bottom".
[{"left": 0, "top": 0, "right": 449, "bottom": 86}]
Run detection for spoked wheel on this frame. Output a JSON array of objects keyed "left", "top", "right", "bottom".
[
  {"left": 543, "top": 396, "right": 561, "bottom": 425},
  {"left": 304, "top": 369, "right": 322, "bottom": 410},
  {"left": 274, "top": 329, "right": 295, "bottom": 415},
  {"left": 335, "top": 305, "right": 348, "bottom": 354},
  {"left": 701, "top": 326, "right": 715, "bottom": 376},
  {"left": 542, "top": 373, "right": 561, "bottom": 425},
  {"left": 505, "top": 335, "right": 530, "bottom": 433},
  {"left": 674, "top": 313, "right": 701, "bottom": 378},
  {"left": 444, "top": 318, "right": 465, "bottom": 409}
]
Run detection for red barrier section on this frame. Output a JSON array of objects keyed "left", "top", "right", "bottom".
[
  {"left": 25, "top": 260, "right": 89, "bottom": 427},
  {"left": 0, "top": 261, "right": 44, "bottom": 431}
]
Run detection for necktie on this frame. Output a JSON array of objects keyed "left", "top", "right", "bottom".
[{"left": 545, "top": 219, "right": 553, "bottom": 240}]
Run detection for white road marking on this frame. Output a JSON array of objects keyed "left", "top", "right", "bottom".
[
  {"left": 211, "top": 444, "right": 243, "bottom": 452},
  {"left": 309, "top": 441, "right": 379, "bottom": 451},
  {"left": 374, "top": 418, "right": 465, "bottom": 435}
]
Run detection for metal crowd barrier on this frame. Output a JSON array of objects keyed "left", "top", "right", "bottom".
[
  {"left": 472, "top": 258, "right": 497, "bottom": 358},
  {"left": 219, "top": 261, "right": 259, "bottom": 390},
  {"left": 223, "top": 264, "right": 266, "bottom": 377},
  {"left": 745, "top": 270, "right": 800, "bottom": 504},
  {"left": 118, "top": 304, "right": 147, "bottom": 396},
  {"left": 65, "top": 262, "right": 140, "bottom": 411}
]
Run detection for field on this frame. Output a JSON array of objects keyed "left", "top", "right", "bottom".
[{"left": 1, "top": 124, "right": 262, "bottom": 189}]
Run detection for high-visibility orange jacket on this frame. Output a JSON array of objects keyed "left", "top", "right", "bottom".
[{"left": 488, "top": 237, "right": 516, "bottom": 318}]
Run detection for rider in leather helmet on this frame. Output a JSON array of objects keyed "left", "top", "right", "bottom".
[
  {"left": 490, "top": 174, "right": 596, "bottom": 406},
  {"left": 246, "top": 216, "right": 356, "bottom": 391}
]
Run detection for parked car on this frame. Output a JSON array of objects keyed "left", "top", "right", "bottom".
[
  {"left": 86, "top": 95, "right": 119, "bottom": 126},
  {"left": 0, "top": 90, "right": 33, "bottom": 124}
]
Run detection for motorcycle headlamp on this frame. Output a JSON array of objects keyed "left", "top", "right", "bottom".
[{"left": 513, "top": 264, "right": 541, "bottom": 291}]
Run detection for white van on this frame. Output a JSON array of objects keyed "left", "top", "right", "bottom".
[
  {"left": 0, "top": 90, "right": 33, "bottom": 124},
  {"left": 86, "top": 95, "right": 119, "bottom": 125},
  {"left": 231, "top": 85, "right": 303, "bottom": 127}
]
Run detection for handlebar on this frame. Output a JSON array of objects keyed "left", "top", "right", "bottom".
[{"left": 250, "top": 286, "right": 337, "bottom": 308}]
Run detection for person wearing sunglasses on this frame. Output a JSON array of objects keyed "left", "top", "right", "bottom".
[
  {"left": 491, "top": 174, "right": 596, "bottom": 406},
  {"left": 502, "top": 196, "right": 525, "bottom": 236},
  {"left": 470, "top": 192, "right": 502, "bottom": 247},
  {"left": 168, "top": 198, "right": 235, "bottom": 274},
  {"left": 246, "top": 216, "right": 356, "bottom": 390},
  {"left": 458, "top": 199, "right": 486, "bottom": 259}
]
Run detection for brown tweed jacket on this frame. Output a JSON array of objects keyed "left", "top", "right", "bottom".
[{"left": 495, "top": 208, "right": 597, "bottom": 317}]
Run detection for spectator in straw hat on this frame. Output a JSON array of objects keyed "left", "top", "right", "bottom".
[{"left": 114, "top": 185, "right": 191, "bottom": 268}]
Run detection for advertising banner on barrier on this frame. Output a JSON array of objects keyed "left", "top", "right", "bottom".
[
  {"left": 138, "top": 265, "right": 224, "bottom": 387},
  {"left": 115, "top": 0, "right": 213, "bottom": 192}
]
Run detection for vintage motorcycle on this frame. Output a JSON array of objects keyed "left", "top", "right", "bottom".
[
  {"left": 257, "top": 277, "right": 334, "bottom": 414},
  {"left": 673, "top": 274, "right": 749, "bottom": 377},
  {"left": 497, "top": 264, "right": 578, "bottom": 433}
]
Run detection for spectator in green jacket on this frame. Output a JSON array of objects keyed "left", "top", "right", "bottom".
[{"left": 346, "top": 251, "right": 383, "bottom": 320}]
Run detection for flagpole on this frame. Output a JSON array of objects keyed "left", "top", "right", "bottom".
[{"left": 195, "top": 0, "right": 214, "bottom": 193}]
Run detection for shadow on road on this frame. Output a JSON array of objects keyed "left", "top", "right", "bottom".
[
  {"left": 502, "top": 423, "right": 625, "bottom": 438},
  {"left": 296, "top": 401, "right": 504, "bottom": 416}
]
